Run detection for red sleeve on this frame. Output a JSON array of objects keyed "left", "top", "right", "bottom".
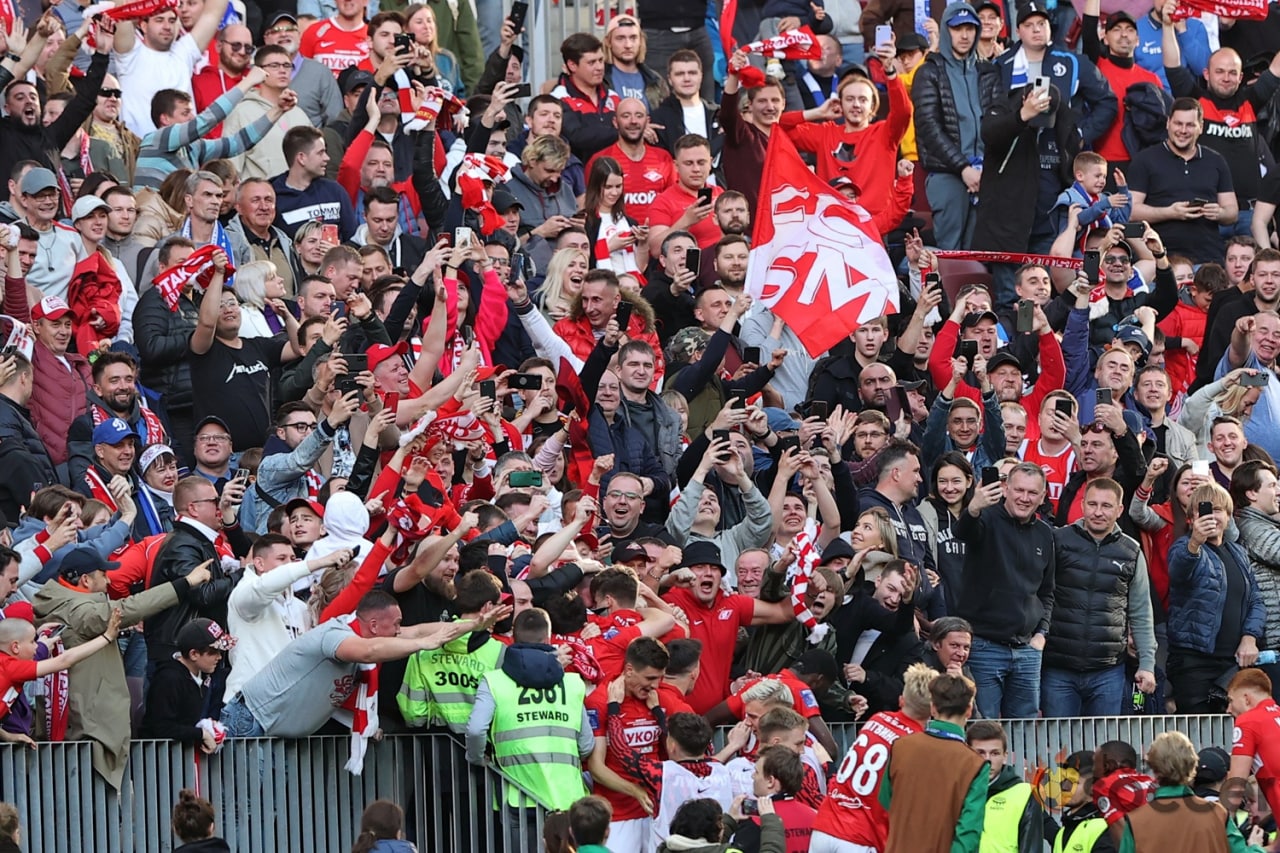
[
  {"left": 585, "top": 687, "right": 608, "bottom": 736},
  {"left": 778, "top": 113, "right": 828, "bottom": 155},
  {"left": 474, "top": 269, "right": 508, "bottom": 354},
  {"left": 0, "top": 656, "right": 37, "bottom": 686},
  {"left": 732, "top": 593, "right": 757, "bottom": 627},
  {"left": 4, "top": 275, "right": 30, "bottom": 322},
  {"left": 884, "top": 76, "right": 912, "bottom": 145},
  {"left": 719, "top": 89, "right": 748, "bottom": 145},
  {"left": 647, "top": 192, "right": 679, "bottom": 228},
  {"left": 726, "top": 689, "right": 747, "bottom": 719},
  {"left": 1026, "top": 330, "right": 1066, "bottom": 414},
  {"left": 1232, "top": 714, "right": 1257, "bottom": 757},
  {"left": 872, "top": 173, "right": 914, "bottom": 235},
  {"left": 106, "top": 539, "right": 150, "bottom": 599},
  {"left": 299, "top": 22, "right": 320, "bottom": 58},
  {"left": 337, "top": 129, "right": 374, "bottom": 204},
  {"left": 319, "top": 539, "right": 393, "bottom": 622}
]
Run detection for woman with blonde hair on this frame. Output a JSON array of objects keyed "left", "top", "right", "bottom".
[
  {"left": 404, "top": 4, "right": 464, "bottom": 96},
  {"left": 1180, "top": 366, "right": 1265, "bottom": 455},
  {"left": 844, "top": 506, "right": 900, "bottom": 581},
  {"left": 134, "top": 168, "right": 190, "bottom": 247},
  {"left": 293, "top": 220, "right": 330, "bottom": 278},
  {"left": 535, "top": 247, "right": 588, "bottom": 322},
  {"left": 233, "top": 260, "right": 292, "bottom": 338}
]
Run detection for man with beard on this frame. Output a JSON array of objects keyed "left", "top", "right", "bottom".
[
  {"left": 191, "top": 24, "right": 254, "bottom": 132},
  {"left": 1081, "top": 5, "right": 1166, "bottom": 174},
  {"left": 380, "top": 515, "right": 479, "bottom": 729},
  {"left": 587, "top": 97, "right": 674, "bottom": 225},
  {"left": 1197, "top": 247, "right": 1280, "bottom": 392},
  {"left": 1055, "top": 408, "right": 1146, "bottom": 534},
  {"left": 720, "top": 55, "right": 784, "bottom": 212},
  {"left": 226, "top": 178, "right": 298, "bottom": 294},
  {"left": 67, "top": 352, "right": 168, "bottom": 486},
  {"left": 809, "top": 321, "right": 894, "bottom": 415},
  {"left": 0, "top": 17, "right": 109, "bottom": 204},
  {"left": 262, "top": 12, "right": 344, "bottom": 128},
  {"left": 714, "top": 194, "right": 750, "bottom": 239},
  {"left": 507, "top": 134, "right": 578, "bottom": 234},
  {"left": 84, "top": 75, "right": 140, "bottom": 184}
]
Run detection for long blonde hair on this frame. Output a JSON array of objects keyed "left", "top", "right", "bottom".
[{"left": 535, "top": 248, "right": 588, "bottom": 317}]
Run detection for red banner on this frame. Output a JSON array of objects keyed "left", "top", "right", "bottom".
[
  {"left": 744, "top": 131, "right": 899, "bottom": 358},
  {"left": 1171, "top": 0, "right": 1267, "bottom": 19},
  {"left": 934, "top": 250, "right": 1084, "bottom": 270},
  {"left": 151, "top": 244, "right": 236, "bottom": 311},
  {"left": 742, "top": 26, "right": 823, "bottom": 61}
]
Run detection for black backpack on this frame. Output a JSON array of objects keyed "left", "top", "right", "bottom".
[{"left": 1122, "top": 82, "right": 1172, "bottom": 155}]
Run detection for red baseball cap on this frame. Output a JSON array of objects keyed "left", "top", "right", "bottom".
[
  {"left": 367, "top": 341, "right": 409, "bottom": 373},
  {"left": 283, "top": 498, "right": 324, "bottom": 520},
  {"left": 31, "top": 295, "right": 77, "bottom": 323}
]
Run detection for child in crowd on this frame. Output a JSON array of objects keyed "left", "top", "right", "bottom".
[{"left": 1052, "top": 151, "right": 1133, "bottom": 255}]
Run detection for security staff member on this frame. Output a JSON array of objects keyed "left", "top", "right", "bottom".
[
  {"left": 1053, "top": 751, "right": 1114, "bottom": 853},
  {"left": 466, "top": 608, "right": 594, "bottom": 825},
  {"left": 967, "top": 720, "right": 1045, "bottom": 853},
  {"left": 399, "top": 571, "right": 507, "bottom": 731}
]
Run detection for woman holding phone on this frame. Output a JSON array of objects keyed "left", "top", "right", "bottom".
[
  {"left": 1180, "top": 366, "right": 1264, "bottom": 455},
  {"left": 583, "top": 156, "right": 649, "bottom": 278},
  {"left": 918, "top": 452, "right": 974, "bottom": 615}
]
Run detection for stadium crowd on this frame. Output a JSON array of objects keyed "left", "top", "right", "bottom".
[{"left": 0, "top": 0, "right": 1275, "bottom": 848}]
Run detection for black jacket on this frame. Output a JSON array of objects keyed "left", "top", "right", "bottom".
[
  {"left": 174, "top": 839, "right": 232, "bottom": 853},
  {"left": 0, "top": 52, "right": 108, "bottom": 202},
  {"left": 641, "top": 267, "right": 697, "bottom": 345},
  {"left": 651, "top": 94, "right": 722, "bottom": 158},
  {"left": 0, "top": 403, "right": 59, "bottom": 524},
  {"left": 1044, "top": 523, "right": 1141, "bottom": 670},
  {"left": 971, "top": 89, "right": 1081, "bottom": 253},
  {"left": 992, "top": 44, "right": 1118, "bottom": 146},
  {"left": 911, "top": 50, "right": 1003, "bottom": 174},
  {"left": 552, "top": 74, "right": 619, "bottom": 163},
  {"left": 141, "top": 657, "right": 208, "bottom": 744},
  {"left": 134, "top": 287, "right": 200, "bottom": 412},
  {"left": 1054, "top": 427, "right": 1146, "bottom": 540},
  {"left": 954, "top": 502, "right": 1056, "bottom": 644},
  {"left": 146, "top": 521, "right": 248, "bottom": 662}
]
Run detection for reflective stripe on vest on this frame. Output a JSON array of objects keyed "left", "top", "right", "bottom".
[
  {"left": 980, "top": 781, "right": 1034, "bottom": 853},
  {"left": 397, "top": 636, "right": 504, "bottom": 732},
  {"left": 483, "top": 669, "right": 588, "bottom": 810},
  {"left": 1052, "top": 817, "right": 1108, "bottom": 853}
]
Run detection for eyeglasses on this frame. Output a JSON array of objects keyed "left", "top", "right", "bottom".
[
  {"left": 223, "top": 41, "right": 254, "bottom": 53},
  {"left": 855, "top": 430, "right": 887, "bottom": 440},
  {"left": 283, "top": 422, "right": 317, "bottom": 432},
  {"left": 189, "top": 498, "right": 219, "bottom": 506},
  {"left": 606, "top": 490, "right": 641, "bottom": 500},
  {"left": 260, "top": 62, "right": 293, "bottom": 70},
  {"left": 197, "top": 434, "right": 231, "bottom": 444},
  {"left": 98, "top": 88, "right": 122, "bottom": 99},
  {"left": 1103, "top": 255, "right": 1131, "bottom": 265}
]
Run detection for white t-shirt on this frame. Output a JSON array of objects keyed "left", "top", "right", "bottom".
[
  {"left": 114, "top": 34, "right": 205, "bottom": 136},
  {"left": 682, "top": 104, "right": 707, "bottom": 139}
]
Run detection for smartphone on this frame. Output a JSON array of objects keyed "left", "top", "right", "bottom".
[
  {"left": 1240, "top": 371, "right": 1269, "bottom": 387},
  {"left": 460, "top": 325, "right": 475, "bottom": 347},
  {"left": 1016, "top": 299, "right": 1034, "bottom": 333},
  {"left": 1083, "top": 249, "right": 1101, "bottom": 283},
  {"left": 615, "top": 300, "right": 634, "bottom": 329},
  {"left": 685, "top": 247, "right": 702, "bottom": 275},
  {"left": 1054, "top": 398, "right": 1074, "bottom": 418},
  {"left": 321, "top": 223, "right": 339, "bottom": 244},
  {"left": 46, "top": 624, "right": 66, "bottom": 638},
  {"left": 1122, "top": 222, "right": 1146, "bottom": 238},
  {"left": 1095, "top": 387, "right": 1113, "bottom": 407},
  {"left": 960, "top": 340, "right": 978, "bottom": 369},
  {"left": 455, "top": 226, "right": 474, "bottom": 250},
  {"left": 233, "top": 468, "right": 251, "bottom": 484},
  {"left": 981, "top": 466, "right": 1000, "bottom": 487},
  {"left": 508, "top": 373, "right": 544, "bottom": 391},
  {"left": 384, "top": 391, "right": 400, "bottom": 416},
  {"left": 509, "top": 471, "right": 544, "bottom": 488},
  {"left": 1198, "top": 500, "right": 1214, "bottom": 518},
  {"left": 511, "top": 82, "right": 532, "bottom": 98},
  {"left": 741, "top": 799, "right": 760, "bottom": 817},
  {"left": 697, "top": 187, "right": 713, "bottom": 206},
  {"left": 509, "top": 250, "right": 526, "bottom": 285},
  {"left": 1189, "top": 198, "right": 1209, "bottom": 208},
  {"left": 884, "top": 385, "right": 907, "bottom": 424},
  {"left": 336, "top": 374, "right": 360, "bottom": 395},
  {"left": 729, "top": 392, "right": 746, "bottom": 410},
  {"left": 1033, "top": 75, "right": 1050, "bottom": 97},
  {"left": 1191, "top": 459, "right": 1211, "bottom": 477},
  {"left": 508, "top": 0, "right": 528, "bottom": 30},
  {"left": 743, "top": 346, "right": 762, "bottom": 365},
  {"left": 875, "top": 24, "right": 893, "bottom": 47},
  {"left": 810, "top": 401, "right": 828, "bottom": 419},
  {"left": 394, "top": 32, "right": 414, "bottom": 55},
  {"left": 923, "top": 271, "right": 941, "bottom": 292},
  {"left": 712, "top": 428, "right": 732, "bottom": 446},
  {"left": 342, "top": 353, "right": 368, "bottom": 374},
  {"left": 480, "top": 379, "right": 497, "bottom": 400}
]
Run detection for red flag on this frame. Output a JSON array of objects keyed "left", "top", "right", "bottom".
[
  {"left": 742, "top": 26, "right": 823, "bottom": 61},
  {"left": 84, "top": 467, "right": 119, "bottom": 512},
  {"left": 745, "top": 130, "right": 900, "bottom": 358},
  {"left": 1170, "top": 0, "right": 1266, "bottom": 18},
  {"left": 721, "top": 0, "right": 738, "bottom": 58}
]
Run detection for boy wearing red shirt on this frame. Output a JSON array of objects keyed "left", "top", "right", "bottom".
[
  {"left": 661, "top": 541, "right": 793, "bottom": 713},
  {"left": 1227, "top": 668, "right": 1280, "bottom": 814},
  {"left": 1158, "top": 263, "right": 1224, "bottom": 396}
]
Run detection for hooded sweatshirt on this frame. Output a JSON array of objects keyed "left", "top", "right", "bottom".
[
  {"left": 300, "top": 491, "right": 374, "bottom": 593},
  {"left": 939, "top": 2, "right": 984, "bottom": 164}
]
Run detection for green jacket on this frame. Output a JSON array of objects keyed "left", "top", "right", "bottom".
[
  {"left": 980, "top": 765, "right": 1044, "bottom": 853},
  {"left": 880, "top": 720, "right": 989, "bottom": 853},
  {"left": 428, "top": 0, "right": 484, "bottom": 93},
  {"left": 1118, "top": 786, "right": 1264, "bottom": 853}
]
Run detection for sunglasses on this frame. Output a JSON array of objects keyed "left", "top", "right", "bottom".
[
  {"left": 223, "top": 41, "right": 254, "bottom": 53},
  {"left": 98, "top": 88, "right": 122, "bottom": 99}
]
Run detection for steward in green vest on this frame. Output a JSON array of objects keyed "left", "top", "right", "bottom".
[
  {"left": 1054, "top": 750, "right": 1115, "bottom": 853},
  {"left": 967, "top": 721, "right": 1044, "bottom": 853},
  {"left": 397, "top": 571, "right": 507, "bottom": 731},
  {"left": 465, "top": 607, "right": 594, "bottom": 812}
]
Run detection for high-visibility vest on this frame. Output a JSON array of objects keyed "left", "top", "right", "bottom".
[
  {"left": 397, "top": 633, "right": 504, "bottom": 731},
  {"left": 1053, "top": 817, "right": 1108, "bottom": 853},
  {"left": 980, "top": 781, "right": 1034, "bottom": 853},
  {"left": 482, "top": 668, "right": 589, "bottom": 809}
]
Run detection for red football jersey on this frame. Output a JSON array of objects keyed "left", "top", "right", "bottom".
[
  {"left": 726, "top": 669, "right": 821, "bottom": 720},
  {"left": 1019, "top": 438, "right": 1076, "bottom": 513},
  {"left": 586, "top": 684, "right": 667, "bottom": 822},
  {"left": 811, "top": 710, "right": 923, "bottom": 847},
  {"left": 661, "top": 587, "right": 756, "bottom": 713},
  {"left": 587, "top": 143, "right": 675, "bottom": 223},
  {"left": 1233, "top": 699, "right": 1280, "bottom": 816},
  {"left": 300, "top": 19, "right": 369, "bottom": 74}
]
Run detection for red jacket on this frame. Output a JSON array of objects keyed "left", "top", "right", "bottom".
[
  {"left": 552, "top": 314, "right": 666, "bottom": 389},
  {"left": 337, "top": 128, "right": 447, "bottom": 219},
  {"left": 928, "top": 319, "right": 1065, "bottom": 441},
  {"left": 1158, "top": 301, "right": 1206, "bottom": 396}
]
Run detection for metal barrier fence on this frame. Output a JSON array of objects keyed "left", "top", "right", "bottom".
[
  {"left": 0, "top": 716, "right": 1237, "bottom": 852},
  {"left": 529, "top": 0, "right": 620, "bottom": 91}
]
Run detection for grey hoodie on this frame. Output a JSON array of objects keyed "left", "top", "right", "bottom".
[{"left": 939, "top": 1, "right": 985, "bottom": 162}]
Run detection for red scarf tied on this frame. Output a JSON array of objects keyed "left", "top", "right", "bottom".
[
  {"left": 457, "top": 154, "right": 511, "bottom": 236},
  {"left": 151, "top": 244, "right": 237, "bottom": 311}
]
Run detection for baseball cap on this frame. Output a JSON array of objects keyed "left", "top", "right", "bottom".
[
  {"left": 283, "top": 497, "right": 324, "bottom": 520},
  {"left": 492, "top": 188, "right": 523, "bottom": 214},
  {"left": 338, "top": 66, "right": 375, "bottom": 96},
  {"left": 1017, "top": 3, "right": 1051, "bottom": 25},
  {"left": 899, "top": 379, "right": 927, "bottom": 391},
  {"left": 679, "top": 540, "right": 727, "bottom": 574},
  {"left": 19, "top": 168, "right": 57, "bottom": 196},
  {"left": 961, "top": 309, "right": 999, "bottom": 328},
  {"left": 1195, "top": 746, "right": 1230, "bottom": 784},
  {"left": 986, "top": 350, "right": 1022, "bottom": 374},
  {"left": 31, "top": 295, "right": 76, "bottom": 323},
  {"left": 196, "top": 415, "right": 232, "bottom": 435},
  {"left": 175, "top": 618, "right": 236, "bottom": 654},
  {"left": 612, "top": 542, "right": 649, "bottom": 564},
  {"left": 139, "top": 444, "right": 176, "bottom": 472},
  {"left": 267, "top": 11, "right": 298, "bottom": 26},
  {"left": 974, "top": 0, "right": 1002, "bottom": 13},
  {"left": 829, "top": 175, "right": 862, "bottom": 194},
  {"left": 1104, "top": 10, "right": 1137, "bottom": 30},
  {"left": 765, "top": 406, "right": 802, "bottom": 433},
  {"left": 945, "top": 6, "right": 981, "bottom": 28},
  {"left": 605, "top": 13, "right": 640, "bottom": 34},
  {"left": 2, "top": 602, "right": 33, "bottom": 622},
  {"left": 92, "top": 417, "right": 136, "bottom": 446},
  {"left": 1115, "top": 326, "right": 1152, "bottom": 356},
  {"left": 367, "top": 341, "right": 409, "bottom": 373},
  {"left": 60, "top": 548, "right": 119, "bottom": 582},
  {"left": 71, "top": 195, "right": 110, "bottom": 222}
]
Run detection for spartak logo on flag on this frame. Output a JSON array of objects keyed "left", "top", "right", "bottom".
[
  {"left": 745, "top": 130, "right": 899, "bottom": 357},
  {"left": 151, "top": 244, "right": 236, "bottom": 312},
  {"left": 742, "top": 26, "right": 823, "bottom": 61}
]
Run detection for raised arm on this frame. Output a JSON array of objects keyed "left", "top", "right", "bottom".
[
  {"left": 188, "top": 0, "right": 230, "bottom": 51},
  {"left": 189, "top": 254, "right": 231, "bottom": 355}
]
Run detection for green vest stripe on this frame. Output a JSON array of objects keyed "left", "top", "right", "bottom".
[
  {"left": 980, "top": 782, "right": 1034, "bottom": 853},
  {"left": 1052, "top": 817, "right": 1108, "bottom": 853},
  {"left": 483, "top": 669, "right": 588, "bottom": 810}
]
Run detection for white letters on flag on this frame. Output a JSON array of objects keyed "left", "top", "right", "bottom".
[{"left": 745, "top": 130, "right": 900, "bottom": 357}]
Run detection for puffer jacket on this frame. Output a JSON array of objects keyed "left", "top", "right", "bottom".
[
  {"left": 0, "top": 394, "right": 57, "bottom": 491},
  {"left": 134, "top": 285, "right": 200, "bottom": 412},
  {"left": 28, "top": 341, "right": 91, "bottom": 466},
  {"left": 910, "top": 13, "right": 1004, "bottom": 175},
  {"left": 1167, "top": 536, "right": 1266, "bottom": 654},
  {"left": 1044, "top": 522, "right": 1143, "bottom": 670},
  {"left": 1232, "top": 507, "right": 1280, "bottom": 650}
]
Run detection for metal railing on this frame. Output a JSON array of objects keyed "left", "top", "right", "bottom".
[{"left": 0, "top": 716, "right": 1238, "bottom": 852}]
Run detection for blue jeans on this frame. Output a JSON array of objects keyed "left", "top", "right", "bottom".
[
  {"left": 1040, "top": 663, "right": 1127, "bottom": 717},
  {"left": 968, "top": 636, "right": 1042, "bottom": 719},
  {"left": 220, "top": 696, "right": 266, "bottom": 737},
  {"left": 1220, "top": 206, "right": 1253, "bottom": 240}
]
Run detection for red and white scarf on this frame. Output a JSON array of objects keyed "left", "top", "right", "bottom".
[
  {"left": 42, "top": 636, "right": 69, "bottom": 741},
  {"left": 393, "top": 69, "right": 468, "bottom": 132},
  {"left": 84, "top": 467, "right": 120, "bottom": 512},
  {"left": 789, "top": 519, "right": 830, "bottom": 645},
  {"left": 152, "top": 244, "right": 237, "bottom": 312},
  {"left": 742, "top": 26, "right": 823, "bottom": 61},
  {"left": 455, "top": 153, "right": 511, "bottom": 236},
  {"left": 593, "top": 211, "right": 641, "bottom": 277},
  {"left": 90, "top": 403, "right": 167, "bottom": 447},
  {"left": 335, "top": 614, "right": 379, "bottom": 774}
]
